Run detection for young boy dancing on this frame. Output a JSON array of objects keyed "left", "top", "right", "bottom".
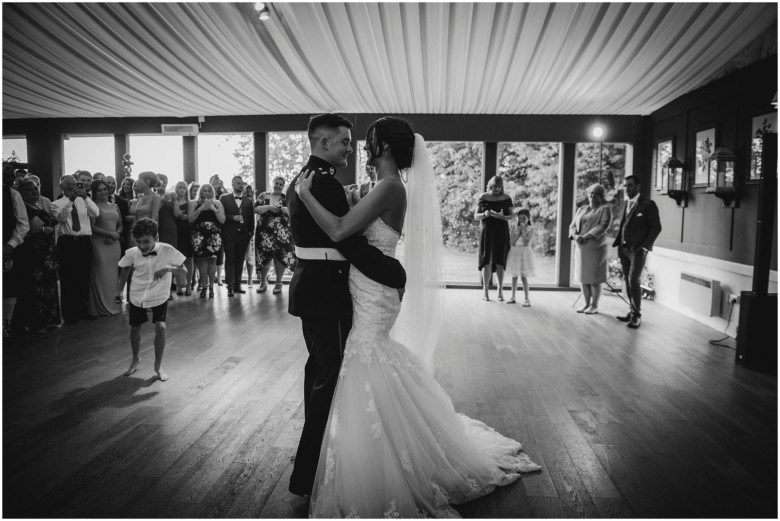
[{"left": 116, "top": 218, "right": 186, "bottom": 381}]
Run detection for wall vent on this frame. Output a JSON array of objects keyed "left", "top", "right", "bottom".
[
  {"left": 679, "top": 273, "right": 721, "bottom": 316},
  {"left": 161, "top": 123, "right": 198, "bottom": 136}
]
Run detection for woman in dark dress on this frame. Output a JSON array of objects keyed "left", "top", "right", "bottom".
[
  {"left": 174, "top": 181, "right": 193, "bottom": 295},
  {"left": 156, "top": 173, "right": 180, "bottom": 248},
  {"left": 14, "top": 179, "right": 61, "bottom": 332},
  {"left": 474, "top": 176, "right": 514, "bottom": 301}
]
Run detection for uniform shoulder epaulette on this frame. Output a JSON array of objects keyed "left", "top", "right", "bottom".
[{"left": 313, "top": 166, "right": 336, "bottom": 176}]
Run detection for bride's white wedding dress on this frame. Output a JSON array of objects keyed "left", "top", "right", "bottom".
[{"left": 309, "top": 218, "right": 540, "bottom": 518}]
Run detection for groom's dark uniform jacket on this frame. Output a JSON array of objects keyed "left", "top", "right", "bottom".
[{"left": 287, "top": 156, "right": 406, "bottom": 318}]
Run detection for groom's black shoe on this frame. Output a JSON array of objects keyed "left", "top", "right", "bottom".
[
  {"left": 234, "top": 286, "right": 246, "bottom": 294},
  {"left": 227, "top": 288, "right": 235, "bottom": 297},
  {"left": 616, "top": 311, "right": 633, "bottom": 322},
  {"left": 628, "top": 314, "right": 642, "bottom": 329}
]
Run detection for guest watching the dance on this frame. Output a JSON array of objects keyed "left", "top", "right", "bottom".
[
  {"left": 244, "top": 185, "right": 256, "bottom": 287},
  {"left": 3, "top": 171, "right": 31, "bottom": 337},
  {"left": 156, "top": 173, "right": 180, "bottom": 248},
  {"left": 506, "top": 208, "right": 535, "bottom": 306},
  {"left": 87, "top": 179, "right": 123, "bottom": 317},
  {"left": 75, "top": 170, "right": 93, "bottom": 197},
  {"left": 474, "top": 175, "right": 513, "bottom": 301},
  {"left": 130, "top": 171, "right": 161, "bottom": 224},
  {"left": 569, "top": 184, "right": 613, "bottom": 314},
  {"left": 185, "top": 181, "right": 200, "bottom": 291},
  {"left": 92, "top": 172, "right": 106, "bottom": 182},
  {"left": 209, "top": 175, "right": 227, "bottom": 285},
  {"left": 220, "top": 176, "right": 255, "bottom": 297},
  {"left": 115, "top": 176, "right": 135, "bottom": 253},
  {"left": 14, "top": 179, "right": 60, "bottom": 333},
  {"left": 254, "top": 175, "right": 296, "bottom": 294},
  {"left": 174, "top": 181, "right": 194, "bottom": 296},
  {"left": 51, "top": 174, "right": 99, "bottom": 324},
  {"left": 188, "top": 183, "right": 225, "bottom": 299},
  {"left": 188, "top": 181, "right": 200, "bottom": 201},
  {"left": 613, "top": 175, "right": 662, "bottom": 329}
]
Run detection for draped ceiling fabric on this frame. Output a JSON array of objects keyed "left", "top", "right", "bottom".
[{"left": 2, "top": 2, "right": 777, "bottom": 120}]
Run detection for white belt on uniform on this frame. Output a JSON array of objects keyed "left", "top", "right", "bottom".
[{"left": 294, "top": 246, "right": 347, "bottom": 261}]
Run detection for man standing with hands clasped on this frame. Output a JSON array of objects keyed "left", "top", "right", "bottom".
[
  {"left": 220, "top": 175, "right": 255, "bottom": 297},
  {"left": 613, "top": 175, "right": 662, "bottom": 329}
]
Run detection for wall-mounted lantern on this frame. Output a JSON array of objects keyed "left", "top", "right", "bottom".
[
  {"left": 705, "top": 147, "right": 738, "bottom": 207},
  {"left": 664, "top": 156, "right": 687, "bottom": 207}
]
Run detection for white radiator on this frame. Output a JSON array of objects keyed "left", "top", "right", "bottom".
[{"left": 679, "top": 273, "right": 721, "bottom": 316}]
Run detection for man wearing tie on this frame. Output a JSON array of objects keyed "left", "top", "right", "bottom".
[
  {"left": 51, "top": 174, "right": 100, "bottom": 323},
  {"left": 219, "top": 176, "right": 255, "bottom": 297},
  {"left": 613, "top": 175, "right": 662, "bottom": 329}
]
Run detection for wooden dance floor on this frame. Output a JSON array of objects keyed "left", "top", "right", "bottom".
[{"left": 3, "top": 288, "right": 777, "bottom": 518}]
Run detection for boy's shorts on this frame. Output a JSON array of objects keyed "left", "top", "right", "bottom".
[{"left": 128, "top": 301, "right": 168, "bottom": 327}]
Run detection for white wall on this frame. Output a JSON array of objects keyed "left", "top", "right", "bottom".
[{"left": 647, "top": 247, "right": 778, "bottom": 338}]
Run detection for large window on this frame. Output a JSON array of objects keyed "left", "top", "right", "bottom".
[
  {"left": 197, "top": 133, "right": 253, "bottom": 188},
  {"left": 3, "top": 137, "right": 27, "bottom": 163},
  {"left": 128, "top": 135, "right": 184, "bottom": 189},
  {"left": 267, "top": 132, "right": 309, "bottom": 191},
  {"left": 498, "top": 142, "right": 560, "bottom": 284},
  {"left": 63, "top": 135, "right": 114, "bottom": 178}
]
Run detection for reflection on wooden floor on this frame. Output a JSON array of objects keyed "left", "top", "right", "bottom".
[{"left": 3, "top": 288, "right": 777, "bottom": 518}]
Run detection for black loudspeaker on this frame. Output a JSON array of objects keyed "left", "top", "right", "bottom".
[{"left": 735, "top": 291, "right": 778, "bottom": 374}]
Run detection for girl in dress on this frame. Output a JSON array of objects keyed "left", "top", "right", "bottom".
[{"left": 506, "top": 208, "right": 535, "bottom": 306}]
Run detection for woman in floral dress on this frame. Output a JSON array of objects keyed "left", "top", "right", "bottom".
[
  {"left": 188, "top": 183, "right": 225, "bottom": 299},
  {"left": 254, "top": 176, "right": 296, "bottom": 294},
  {"left": 14, "top": 179, "right": 61, "bottom": 332}
]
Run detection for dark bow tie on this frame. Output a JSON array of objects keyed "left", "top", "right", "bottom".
[{"left": 142, "top": 251, "right": 158, "bottom": 257}]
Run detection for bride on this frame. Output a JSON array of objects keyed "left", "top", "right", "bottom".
[{"left": 295, "top": 116, "right": 540, "bottom": 518}]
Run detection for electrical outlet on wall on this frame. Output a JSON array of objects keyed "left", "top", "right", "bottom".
[{"left": 728, "top": 293, "right": 740, "bottom": 305}]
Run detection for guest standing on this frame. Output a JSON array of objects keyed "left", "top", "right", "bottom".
[
  {"left": 506, "top": 208, "right": 535, "bottom": 306},
  {"left": 156, "top": 173, "right": 179, "bottom": 248},
  {"left": 87, "top": 179, "right": 122, "bottom": 316},
  {"left": 474, "top": 176, "right": 513, "bottom": 301},
  {"left": 188, "top": 184, "right": 225, "bottom": 299},
  {"left": 51, "top": 174, "right": 99, "bottom": 324},
  {"left": 186, "top": 181, "right": 200, "bottom": 291},
  {"left": 244, "top": 185, "right": 256, "bottom": 287},
  {"left": 13, "top": 179, "right": 57, "bottom": 333},
  {"left": 3, "top": 163, "right": 29, "bottom": 337},
  {"left": 220, "top": 176, "right": 255, "bottom": 297},
  {"left": 254, "top": 176, "right": 296, "bottom": 294},
  {"left": 116, "top": 176, "right": 135, "bottom": 251},
  {"left": 209, "top": 175, "right": 227, "bottom": 286},
  {"left": 569, "top": 184, "right": 612, "bottom": 314},
  {"left": 613, "top": 175, "right": 662, "bottom": 329},
  {"left": 174, "top": 181, "right": 193, "bottom": 296},
  {"left": 130, "top": 171, "right": 161, "bottom": 223}
]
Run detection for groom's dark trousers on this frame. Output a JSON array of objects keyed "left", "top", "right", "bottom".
[{"left": 286, "top": 156, "right": 406, "bottom": 496}]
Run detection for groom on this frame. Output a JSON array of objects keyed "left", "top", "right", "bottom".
[{"left": 286, "top": 113, "right": 407, "bottom": 496}]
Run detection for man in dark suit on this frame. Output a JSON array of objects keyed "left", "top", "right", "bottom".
[
  {"left": 220, "top": 176, "right": 255, "bottom": 297},
  {"left": 613, "top": 175, "right": 662, "bottom": 329},
  {"left": 286, "top": 113, "right": 406, "bottom": 497}
]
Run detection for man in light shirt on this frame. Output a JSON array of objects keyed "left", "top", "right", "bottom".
[{"left": 51, "top": 174, "right": 99, "bottom": 324}]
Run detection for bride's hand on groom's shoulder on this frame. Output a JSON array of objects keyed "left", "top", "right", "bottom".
[{"left": 295, "top": 169, "right": 315, "bottom": 195}]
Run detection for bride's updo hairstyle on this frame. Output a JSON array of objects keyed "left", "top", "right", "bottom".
[{"left": 365, "top": 117, "right": 415, "bottom": 170}]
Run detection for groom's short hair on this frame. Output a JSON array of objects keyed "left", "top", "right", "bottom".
[{"left": 308, "top": 113, "right": 353, "bottom": 142}]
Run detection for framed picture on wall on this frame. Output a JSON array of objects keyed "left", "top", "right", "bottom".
[
  {"left": 749, "top": 112, "right": 778, "bottom": 183},
  {"left": 695, "top": 127, "right": 716, "bottom": 187},
  {"left": 656, "top": 139, "right": 672, "bottom": 192}
]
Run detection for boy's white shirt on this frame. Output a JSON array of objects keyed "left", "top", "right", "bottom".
[{"left": 118, "top": 242, "right": 185, "bottom": 308}]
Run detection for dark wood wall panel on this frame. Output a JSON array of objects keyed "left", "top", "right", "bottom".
[{"left": 645, "top": 55, "right": 778, "bottom": 268}]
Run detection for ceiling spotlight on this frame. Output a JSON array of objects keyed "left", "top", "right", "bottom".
[
  {"left": 253, "top": 2, "right": 265, "bottom": 11},
  {"left": 258, "top": 7, "right": 270, "bottom": 21},
  {"left": 592, "top": 126, "right": 604, "bottom": 140}
]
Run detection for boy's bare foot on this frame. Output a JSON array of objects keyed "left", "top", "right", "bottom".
[
  {"left": 155, "top": 367, "right": 170, "bottom": 381},
  {"left": 124, "top": 359, "right": 140, "bottom": 376}
]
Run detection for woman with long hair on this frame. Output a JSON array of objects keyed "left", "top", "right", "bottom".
[
  {"left": 87, "top": 179, "right": 122, "bottom": 316},
  {"left": 188, "top": 183, "right": 225, "bottom": 299},
  {"left": 474, "top": 175, "right": 514, "bottom": 301},
  {"left": 253, "top": 176, "right": 296, "bottom": 294},
  {"left": 174, "top": 181, "right": 194, "bottom": 296}
]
